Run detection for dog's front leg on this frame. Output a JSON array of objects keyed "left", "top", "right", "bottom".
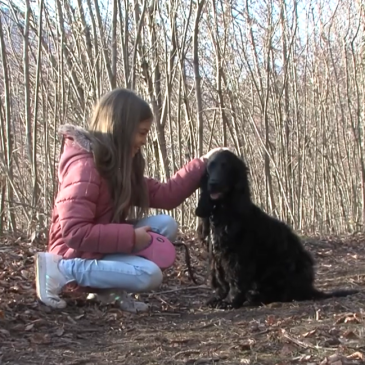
[
  {"left": 227, "top": 266, "right": 255, "bottom": 309},
  {"left": 228, "top": 282, "right": 248, "bottom": 309},
  {"left": 206, "top": 261, "right": 230, "bottom": 308}
]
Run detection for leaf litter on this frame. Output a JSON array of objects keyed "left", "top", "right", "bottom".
[{"left": 0, "top": 232, "right": 364, "bottom": 364}]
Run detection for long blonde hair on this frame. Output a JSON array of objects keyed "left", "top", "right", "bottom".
[{"left": 88, "top": 88, "right": 152, "bottom": 222}]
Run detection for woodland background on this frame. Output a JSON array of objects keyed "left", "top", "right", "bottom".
[{"left": 0, "top": 0, "right": 364, "bottom": 237}]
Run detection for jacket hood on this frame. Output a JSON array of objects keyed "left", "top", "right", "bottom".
[{"left": 58, "top": 124, "right": 92, "bottom": 153}]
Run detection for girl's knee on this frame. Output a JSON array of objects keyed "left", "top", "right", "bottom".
[
  {"left": 136, "top": 214, "right": 179, "bottom": 241},
  {"left": 147, "top": 264, "right": 163, "bottom": 290},
  {"left": 158, "top": 214, "right": 178, "bottom": 241},
  {"left": 136, "top": 262, "right": 163, "bottom": 292}
]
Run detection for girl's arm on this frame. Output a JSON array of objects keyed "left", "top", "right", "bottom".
[{"left": 146, "top": 158, "right": 206, "bottom": 210}]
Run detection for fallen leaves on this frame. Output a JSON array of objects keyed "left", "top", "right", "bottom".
[
  {"left": 302, "top": 329, "right": 317, "bottom": 338},
  {"left": 55, "top": 327, "right": 64, "bottom": 337},
  {"left": 342, "top": 329, "right": 359, "bottom": 339},
  {"left": 239, "top": 338, "right": 256, "bottom": 351},
  {"left": 265, "top": 314, "right": 277, "bottom": 326},
  {"left": 0, "top": 328, "right": 10, "bottom": 337},
  {"left": 347, "top": 352, "right": 365, "bottom": 360},
  {"left": 334, "top": 312, "right": 362, "bottom": 324},
  {"left": 185, "top": 356, "right": 222, "bottom": 365},
  {"left": 25, "top": 323, "right": 35, "bottom": 331},
  {"left": 319, "top": 352, "right": 365, "bottom": 365},
  {"left": 280, "top": 343, "right": 296, "bottom": 356},
  {"left": 29, "top": 332, "right": 52, "bottom": 345},
  {"left": 0, "top": 232, "right": 365, "bottom": 365}
]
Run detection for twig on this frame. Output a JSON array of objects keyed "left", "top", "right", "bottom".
[
  {"left": 280, "top": 330, "right": 337, "bottom": 351},
  {"left": 150, "top": 312, "right": 182, "bottom": 317},
  {"left": 173, "top": 241, "right": 199, "bottom": 284},
  {"left": 151, "top": 285, "right": 210, "bottom": 295},
  {"left": 173, "top": 349, "right": 201, "bottom": 358},
  {"left": 153, "top": 294, "right": 179, "bottom": 310}
]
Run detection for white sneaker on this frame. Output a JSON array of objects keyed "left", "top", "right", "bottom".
[
  {"left": 87, "top": 290, "right": 149, "bottom": 313},
  {"left": 35, "top": 252, "right": 68, "bottom": 309}
]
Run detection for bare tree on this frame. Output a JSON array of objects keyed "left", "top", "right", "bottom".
[
  {"left": 0, "top": 8, "right": 16, "bottom": 231},
  {"left": 0, "top": 0, "right": 364, "bottom": 237},
  {"left": 193, "top": 0, "right": 205, "bottom": 157}
]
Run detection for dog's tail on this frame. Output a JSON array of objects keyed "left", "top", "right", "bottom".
[{"left": 311, "top": 288, "right": 359, "bottom": 300}]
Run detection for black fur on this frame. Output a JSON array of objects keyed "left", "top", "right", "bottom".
[{"left": 195, "top": 150, "right": 358, "bottom": 309}]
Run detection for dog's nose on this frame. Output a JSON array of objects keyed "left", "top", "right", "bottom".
[{"left": 208, "top": 181, "right": 220, "bottom": 190}]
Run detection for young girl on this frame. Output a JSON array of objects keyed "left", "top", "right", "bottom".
[{"left": 35, "top": 88, "right": 225, "bottom": 312}]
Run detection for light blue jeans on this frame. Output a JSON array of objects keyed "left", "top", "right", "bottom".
[{"left": 58, "top": 214, "right": 178, "bottom": 292}]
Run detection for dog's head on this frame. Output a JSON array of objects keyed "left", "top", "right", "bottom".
[{"left": 195, "top": 150, "right": 251, "bottom": 218}]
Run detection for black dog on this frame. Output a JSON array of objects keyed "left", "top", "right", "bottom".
[{"left": 195, "top": 150, "right": 358, "bottom": 309}]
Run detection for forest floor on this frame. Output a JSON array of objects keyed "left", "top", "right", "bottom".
[{"left": 0, "top": 231, "right": 365, "bottom": 365}]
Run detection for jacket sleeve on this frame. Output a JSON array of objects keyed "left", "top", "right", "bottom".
[
  {"left": 146, "top": 158, "right": 206, "bottom": 210},
  {"left": 56, "top": 157, "right": 135, "bottom": 253}
]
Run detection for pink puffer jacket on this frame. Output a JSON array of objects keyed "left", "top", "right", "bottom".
[{"left": 48, "top": 125, "right": 206, "bottom": 260}]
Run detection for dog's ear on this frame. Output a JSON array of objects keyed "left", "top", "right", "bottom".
[
  {"left": 195, "top": 172, "right": 213, "bottom": 218},
  {"left": 231, "top": 160, "right": 251, "bottom": 214},
  {"left": 196, "top": 217, "right": 210, "bottom": 245}
]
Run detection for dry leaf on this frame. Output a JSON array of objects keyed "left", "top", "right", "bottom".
[
  {"left": 29, "top": 333, "right": 52, "bottom": 345},
  {"left": 55, "top": 328, "right": 64, "bottom": 337},
  {"left": 320, "top": 354, "right": 343, "bottom": 365},
  {"left": 12, "top": 324, "right": 24, "bottom": 332},
  {"left": 25, "top": 323, "right": 34, "bottom": 331},
  {"left": 265, "top": 314, "right": 276, "bottom": 326},
  {"left": 344, "top": 316, "right": 360, "bottom": 324},
  {"left": 328, "top": 354, "right": 342, "bottom": 362},
  {"left": 323, "top": 338, "right": 341, "bottom": 347},
  {"left": 354, "top": 312, "right": 363, "bottom": 320},
  {"left": 105, "top": 313, "right": 118, "bottom": 322},
  {"left": 334, "top": 313, "right": 360, "bottom": 324},
  {"left": 239, "top": 338, "right": 256, "bottom": 350},
  {"left": 0, "top": 328, "right": 10, "bottom": 336},
  {"left": 0, "top": 310, "right": 4, "bottom": 319},
  {"left": 347, "top": 352, "right": 364, "bottom": 360},
  {"left": 280, "top": 344, "right": 295, "bottom": 356},
  {"left": 67, "top": 316, "right": 77, "bottom": 324},
  {"left": 342, "top": 330, "right": 358, "bottom": 339},
  {"left": 302, "top": 329, "right": 316, "bottom": 338},
  {"left": 21, "top": 270, "right": 29, "bottom": 279},
  {"left": 9, "top": 285, "right": 20, "bottom": 293}
]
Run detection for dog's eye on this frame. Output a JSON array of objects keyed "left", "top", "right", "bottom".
[{"left": 207, "top": 161, "right": 215, "bottom": 172}]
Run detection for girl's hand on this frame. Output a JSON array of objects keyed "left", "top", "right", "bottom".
[
  {"left": 133, "top": 226, "right": 152, "bottom": 252},
  {"left": 200, "top": 147, "right": 230, "bottom": 163}
]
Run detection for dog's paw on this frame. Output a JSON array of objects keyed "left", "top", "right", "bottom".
[
  {"left": 206, "top": 297, "right": 232, "bottom": 310},
  {"left": 206, "top": 296, "right": 225, "bottom": 308},
  {"left": 206, "top": 296, "right": 220, "bottom": 307},
  {"left": 216, "top": 301, "right": 232, "bottom": 310}
]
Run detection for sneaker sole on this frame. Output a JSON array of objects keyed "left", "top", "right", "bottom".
[
  {"left": 34, "top": 252, "right": 67, "bottom": 309},
  {"left": 35, "top": 252, "right": 45, "bottom": 302}
]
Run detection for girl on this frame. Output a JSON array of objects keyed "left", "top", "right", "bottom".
[{"left": 35, "top": 88, "right": 225, "bottom": 312}]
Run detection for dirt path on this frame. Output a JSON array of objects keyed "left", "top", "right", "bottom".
[{"left": 1, "top": 234, "right": 364, "bottom": 364}]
